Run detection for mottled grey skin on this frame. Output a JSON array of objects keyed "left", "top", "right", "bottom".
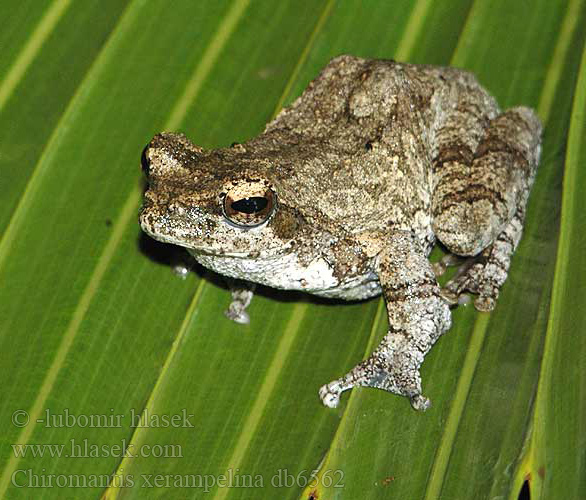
[{"left": 140, "top": 55, "right": 541, "bottom": 410}]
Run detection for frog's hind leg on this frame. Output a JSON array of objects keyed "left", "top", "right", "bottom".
[
  {"left": 441, "top": 205, "right": 525, "bottom": 311},
  {"left": 432, "top": 107, "right": 541, "bottom": 311},
  {"left": 319, "top": 232, "right": 451, "bottom": 410}
]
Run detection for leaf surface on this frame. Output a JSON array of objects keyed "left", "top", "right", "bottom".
[{"left": 0, "top": 1, "right": 584, "bottom": 499}]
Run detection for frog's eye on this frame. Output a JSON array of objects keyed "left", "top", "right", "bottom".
[{"left": 222, "top": 186, "right": 276, "bottom": 228}]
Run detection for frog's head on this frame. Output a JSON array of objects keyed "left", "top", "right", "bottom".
[{"left": 139, "top": 132, "right": 306, "bottom": 259}]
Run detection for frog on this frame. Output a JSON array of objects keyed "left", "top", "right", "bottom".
[{"left": 139, "top": 55, "right": 541, "bottom": 411}]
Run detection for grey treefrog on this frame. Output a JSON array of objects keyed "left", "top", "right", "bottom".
[{"left": 140, "top": 55, "right": 541, "bottom": 410}]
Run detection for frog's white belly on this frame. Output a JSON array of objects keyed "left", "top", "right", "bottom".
[{"left": 191, "top": 250, "right": 381, "bottom": 301}]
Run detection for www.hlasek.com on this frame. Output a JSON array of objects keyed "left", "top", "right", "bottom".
[
  {"left": 11, "top": 468, "right": 345, "bottom": 491},
  {"left": 11, "top": 439, "right": 182, "bottom": 459}
]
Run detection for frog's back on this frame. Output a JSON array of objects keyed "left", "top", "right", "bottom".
[{"left": 261, "top": 55, "right": 494, "bottom": 238}]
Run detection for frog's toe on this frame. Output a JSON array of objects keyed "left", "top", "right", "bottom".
[
  {"left": 443, "top": 260, "right": 487, "bottom": 307},
  {"left": 172, "top": 263, "right": 191, "bottom": 279},
  {"left": 225, "top": 282, "right": 255, "bottom": 325},
  {"left": 409, "top": 393, "right": 431, "bottom": 411},
  {"left": 440, "top": 288, "right": 460, "bottom": 305},
  {"left": 474, "top": 294, "right": 496, "bottom": 312},
  {"left": 441, "top": 285, "right": 471, "bottom": 307},
  {"left": 319, "top": 382, "right": 342, "bottom": 408},
  {"left": 444, "top": 270, "right": 499, "bottom": 312},
  {"left": 444, "top": 269, "right": 479, "bottom": 296},
  {"left": 224, "top": 308, "right": 250, "bottom": 324}
]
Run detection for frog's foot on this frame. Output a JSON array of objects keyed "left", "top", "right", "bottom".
[
  {"left": 319, "top": 382, "right": 343, "bottom": 408},
  {"left": 225, "top": 303, "right": 250, "bottom": 324},
  {"left": 319, "top": 354, "right": 430, "bottom": 411},
  {"left": 442, "top": 256, "right": 498, "bottom": 311},
  {"left": 442, "top": 209, "right": 524, "bottom": 312},
  {"left": 224, "top": 280, "right": 255, "bottom": 324}
]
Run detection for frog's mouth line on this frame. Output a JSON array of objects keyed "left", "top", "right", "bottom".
[
  {"left": 186, "top": 244, "right": 295, "bottom": 261},
  {"left": 142, "top": 222, "right": 296, "bottom": 261},
  {"left": 140, "top": 203, "right": 297, "bottom": 260},
  {"left": 188, "top": 248, "right": 260, "bottom": 259}
]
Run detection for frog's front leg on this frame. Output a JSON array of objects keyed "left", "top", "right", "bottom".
[
  {"left": 319, "top": 232, "right": 451, "bottom": 410},
  {"left": 224, "top": 279, "right": 255, "bottom": 324}
]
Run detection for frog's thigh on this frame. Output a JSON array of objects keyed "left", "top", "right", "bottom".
[{"left": 432, "top": 107, "right": 541, "bottom": 256}]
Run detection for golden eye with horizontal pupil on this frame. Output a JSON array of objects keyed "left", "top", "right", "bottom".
[{"left": 223, "top": 187, "right": 276, "bottom": 228}]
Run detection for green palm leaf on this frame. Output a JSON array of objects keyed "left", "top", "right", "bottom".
[{"left": 1, "top": 1, "right": 584, "bottom": 498}]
